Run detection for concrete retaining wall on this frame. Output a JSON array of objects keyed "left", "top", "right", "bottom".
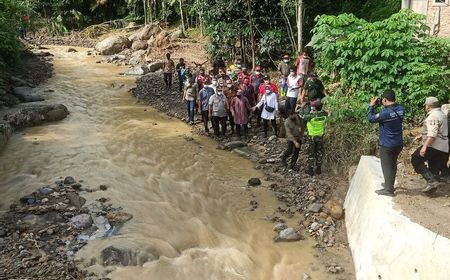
[{"left": 345, "top": 156, "right": 450, "bottom": 280}]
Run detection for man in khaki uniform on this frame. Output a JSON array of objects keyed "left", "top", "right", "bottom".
[{"left": 411, "top": 97, "right": 449, "bottom": 194}]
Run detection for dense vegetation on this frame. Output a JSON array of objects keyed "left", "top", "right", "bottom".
[
  {"left": 1, "top": 0, "right": 400, "bottom": 68},
  {"left": 314, "top": 10, "right": 450, "bottom": 167}
]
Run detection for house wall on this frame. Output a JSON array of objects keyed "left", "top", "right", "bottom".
[
  {"left": 426, "top": 0, "right": 450, "bottom": 38},
  {"left": 404, "top": 0, "right": 450, "bottom": 38}
]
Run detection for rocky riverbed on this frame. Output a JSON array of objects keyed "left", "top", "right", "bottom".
[
  {"left": 131, "top": 73, "right": 348, "bottom": 253},
  {"left": 0, "top": 176, "right": 132, "bottom": 279}
]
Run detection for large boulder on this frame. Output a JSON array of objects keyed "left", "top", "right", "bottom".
[
  {"left": 147, "top": 35, "right": 156, "bottom": 48},
  {"left": 125, "top": 65, "right": 149, "bottom": 76},
  {"left": 131, "top": 40, "right": 148, "bottom": 51},
  {"left": 12, "top": 87, "right": 44, "bottom": 103},
  {"left": 155, "top": 31, "right": 169, "bottom": 47},
  {"left": 170, "top": 29, "right": 186, "bottom": 40},
  {"left": 148, "top": 62, "right": 164, "bottom": 72},
  {"left": 3, "top": 104, "right": 69, "bottom": 128},
  {"left": 129, "top": 50, "right": 146, "bottom": 66},
  {"left": 129, "top": 24, "right": 160, "bottom": 42},
  {"left": 95, "top": 35, "right": 131, "bottom": 55},
  {"left": 45, "top": 104, "right": 69, "bottom": 122}
]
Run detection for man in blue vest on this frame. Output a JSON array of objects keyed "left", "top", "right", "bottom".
[{"left": 368, "top": 90, "right": 404, "bottom": 197}]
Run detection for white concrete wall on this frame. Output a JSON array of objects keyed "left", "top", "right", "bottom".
[{"left": 344, "top": 156, "right": 450, "bottom": 280}]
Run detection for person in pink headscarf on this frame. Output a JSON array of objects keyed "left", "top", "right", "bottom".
[{"left": 230, "top": 89, "right": 252, "bottom": 138}]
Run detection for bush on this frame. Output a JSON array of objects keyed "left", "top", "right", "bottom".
[
  {"left": 312, "top": 10, "right": 450, "bottom": 169},
  {"left": 0, "top": 0, "right": 26, "bottom": 68}
]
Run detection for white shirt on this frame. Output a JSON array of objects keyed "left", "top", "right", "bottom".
[
  {"left": 256, "top": 92, "right": 278, "bottom": 120},
  {"left": 286, "top": 74, "right": 302, "bottom": 98}
]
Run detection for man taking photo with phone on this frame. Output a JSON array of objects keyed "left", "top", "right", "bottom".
[{"left": 368, "top": 90, "right": 405, "bottom": 197}]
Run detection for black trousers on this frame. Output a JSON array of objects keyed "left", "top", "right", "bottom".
[
  {"left": 201, "top": 111, "right": 209, "bottom": 132},
  {"left": 235, "top": 124, "right": 248, "bottom": 137},
  {"left": 282, "top": 140, "right": 300, "bottom": 167},
  {"left": 379, "top": 145, "right": 403, "bottom": 190},
  {"left": 228, "top": 110, "right": 235, "bottom": 132},
  {"left": 212, "top": 116, "right": 227, "bottom": 136},
  {"left": 164, "top": 73, "right": 172, "bottom": 88},
  {"left": 411, "top": 146, "right": 448, "bottom": 178},
  {"left": 263, "top": 119, "right": 277, "bottom": 137}
]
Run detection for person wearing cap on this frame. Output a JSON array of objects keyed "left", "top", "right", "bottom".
[
  {"left": 258, "top": 76, "right": 278, "bottom": 99},
  {"left": 230, "top": 90, "right": 252, "bottom": 138},
  {"left": 198, "top": 78, "right": 215, "bottom": 134},
  {"left": 278, "top": 54, "right": 291, "bottom": 97},
  {"left": 301, "top": 101, "right": 328, "bottom": 176},
  {"left": 301, "top": 72, "right": 325, "bottom": 107},
  {"left": 281, "top": 109, "right": 305, "bottom": 170},
  {"left": 368, "top": 90, "right": 404, "bottom": 196},
  {"left": 411, "top": 97, "right": 448, "bottom": 194},
  {"left": 183, "top": 77, "right": 199, "bottom": 125},
  {"left": 285, "top": 67, "right": 303, "bottom": 118},
  {"left": 253, "top": 86, "right": 278, "bottom": 138},
  {"left": 209, "top": 86, "right": 229, "bottom": 138}
]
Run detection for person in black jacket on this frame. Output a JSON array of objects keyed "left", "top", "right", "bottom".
[{"left": 368, "top": 90, "right": 404, "bottom": 197}]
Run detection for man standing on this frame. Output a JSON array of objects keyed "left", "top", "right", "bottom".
[
  {"left": 281, "top": 110, "right": 304, "bottom": 170},
  {"left": 302, "top": 101, "right": 328, "bottom": 176},
  {"left": 285, "top": 68, "right": 302, "bottom": 118},
  {"left": 224, "top": 79, "right": 237, "bottom": 134},
  {"left": 278, "top": 54, "right": 290, "bottom": 97},
  {"left": 301, "top": 72, "right": 325, "bottom": 106},
  {"left": 295, "top": 51, "right": 311, "bottom": 78},
  {"left": 209, "top": 86, "right": 229, "bottom": 138},
  {"left": 368, "top": 90, "right": 404, "bottom": 197},
  {"left": 176, "top": 58, "right": 186, "bottom": 94},
  {"left": 411, "top": 97, "right": 448, "bottom": 194},
  {"left": 198, "top": 78, "right": 215, "bottom": 134},
  {"left": 182, "top": 77, "right": 198, "bottom": 125},
  {"left": 163, "top": 53, "right": 175, "bottom": 92}
]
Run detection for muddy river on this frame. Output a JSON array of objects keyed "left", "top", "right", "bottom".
[{"left": 0, "top": 47, "right": 329, "bottom": 279}]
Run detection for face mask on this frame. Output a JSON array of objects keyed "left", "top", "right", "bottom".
[
  {"left": 265, "top": 90, "right": 271, "bottom": 94},
  {"left": 217, "top": 91, "right": 223, "bottom": 95},
  {"left": 227, "top": 84, "right": 232, "bottom": 88},
  {"left": 212, "top": 82, "right": 217, "bottom": 86},
  {"left": 284, "top": 59, "right": 289, "bottom": 63},
  {"left": 290, "top": 72, "right": 295, "bottom": 76},
  {"left": 255, "top": 71, "right": 260, "bottom": 75},
  {"left": 226, "top": 71, "right": 231, "bottom": 75}
]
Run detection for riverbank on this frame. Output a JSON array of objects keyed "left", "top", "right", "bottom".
[{"left": 131, "top": 72, "right": 355, "bottom": 277}]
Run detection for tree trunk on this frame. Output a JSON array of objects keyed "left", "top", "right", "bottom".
[
  {"left": 143, "top": 0, "right": 147, "bottom": 25},
  {"left": 179, "top": 0, "right": 185, "bottom": 32},
  {"left": 247, "top": 0, "right": 256, "bottom": 69},
  {"left": 297, "top": 0, "right": 303, "bottom": 52}
]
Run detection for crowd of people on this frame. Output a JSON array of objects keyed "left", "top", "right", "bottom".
[
  {"left": 161, "top": 51, "right": 327, "bottom": 175},
  {"left": 161, "top": 51, "right": 450, "bottom": 191}
]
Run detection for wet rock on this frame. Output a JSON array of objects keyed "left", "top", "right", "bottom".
[
  {"left": 307, "top": 203, "right": 323, "bottom": 213},
  {"left": 64, "top": 176, "right": 76, "bottom": 185},
  {"left": 106, "top": 211, "right": 133, "bottom": 224},
  {"left": 224, "top": 141, "right": 247, "bottom": 149},
  {"left": 20, "top": 194, "right": 36, "bottom": 205},
  {"left": 67, "top": 48, "right": 78, "bottom": 53},
  {"left": 273, "top": 223, "right": 288, "bottom": 232},
  {"left": 71, "top": 183, "right": 82, "bottom": 190},
  {"left": 268, "top": 135, "right": 277, "bottom": 142},
  {"left": 325, "top": 198, "right": 344, "bottom": 220},
  {"left": 247, "top": 178, "right": 261, "bottom": 186},
  {"left": 148, "top": 62, "right": 164, "bottom": 72},
  {"left": 125, "top": 65, "right": 149, "bottom": 76},
  {"left": 12, "top": 87, "right": 44, "bottom": 102},
  {"left": 95, "top": 35, "right": 131, "bottom": 55},
  {"left": 39, "top": 187, "right": 54, "bottom": 195},
  {"left": 70, "top": 214, "right": 93, "bottom": 229},
  {"left": 275, "top": 228, "right": 302, "bottom": 242},
  {"left": 67, "top": 193, "right": 86, "bottom": 209},
  {"left": 129, "top": 50, "right": 146, "bottom": 66},
  {"left": 0, "top": 228, "right": 6, "bottom": 237},
  {"left": 131, "top": 40, "right": 148, "bottom": 51},
  {"left": 11, "top": 76, "right": 33, "bottom": 87},
  {"left": 45, "top": 104, "right": 69, "bottom": 122},
  {"left": 99, "top": 185, "right": 108, "bottom": 191},
  {"left": 101, "top": 246, "right": 130, "bottom": 266}
]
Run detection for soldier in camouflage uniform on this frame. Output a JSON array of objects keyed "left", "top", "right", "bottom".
[{"left": 301, "top": 101, "right": 328, "bottom": 176}]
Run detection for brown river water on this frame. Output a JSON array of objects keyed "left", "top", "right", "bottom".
[{"left": 0, "top": 46, "right": 329, "bottom": 279}]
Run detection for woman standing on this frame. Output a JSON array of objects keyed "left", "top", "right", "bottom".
[{"left": 254, "top": 86, "right": 278, "bottom": 138}]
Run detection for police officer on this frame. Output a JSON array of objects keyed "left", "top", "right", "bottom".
[
  {"left": 368, "top": 90, "right": 404, "bottom": 197},
  {"left": 411, "top": 97, "right": 448, "bottom": 194}
]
